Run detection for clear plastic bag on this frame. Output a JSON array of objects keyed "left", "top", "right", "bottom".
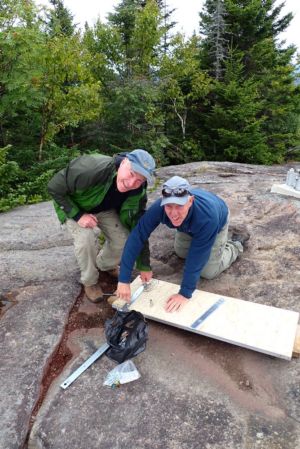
[{"left": 103, "top": 360, "right": 141, "bottom": 388}]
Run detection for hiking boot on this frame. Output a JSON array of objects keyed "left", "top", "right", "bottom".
[
  {"left": 84, "top": 283, "right": 104, "bottom": 303},
  {"left": 102, "top": 267, "right": 120, "bottom": 279},
  {"left": 229, "top": 224, "right": 250, "bottom": 246}
]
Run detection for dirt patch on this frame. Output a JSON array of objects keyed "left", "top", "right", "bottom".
[
  {"left": 0, "top": 291, "right": 18, "bottom": 318},
  {"left": 27, "top": 272, "right": 117, "bottom": 433}
]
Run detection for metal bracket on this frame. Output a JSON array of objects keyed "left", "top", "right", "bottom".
[
  {"left": 119, "top": 284, "right": 145, "bottom": 311},
  {"left": 190, "top": 298, "right": 225, "bottom": 329},
  {"left": 60, "top": 342, "right": 110, "bottom": 390},
  {"left": 60, "top": 285, "right": 146, "bottom": 390}
]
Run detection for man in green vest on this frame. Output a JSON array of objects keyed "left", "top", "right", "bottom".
[{"left": 48, "top": 149, "right": 155, "bottom": 302}]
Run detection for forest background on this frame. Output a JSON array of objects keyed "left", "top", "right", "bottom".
[{"left": 1, "top": 0, "right": 300, "bottom": 212}]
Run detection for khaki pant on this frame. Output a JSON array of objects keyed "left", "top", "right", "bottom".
[
  {"left": 174, "top": 214, "right": 242, "bottom": 280},
  {"left": 66, "top": 210, "right": 129, "bottom": 286}
]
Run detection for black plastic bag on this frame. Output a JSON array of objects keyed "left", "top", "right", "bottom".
[{"left": 105, "top": 310, "right": 148, "bottom": 363}]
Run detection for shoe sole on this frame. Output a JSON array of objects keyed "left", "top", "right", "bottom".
[{"left": 85, "top": 295, "right": 104, "bottom": 304}]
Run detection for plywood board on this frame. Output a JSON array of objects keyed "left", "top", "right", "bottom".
[
  {"left": 293, "top": 325, "right": 300, "bottom": 358},
  {"left": 271, "top": 183, "right": 300, "bottom": 199},
  {"left": 113, "top": 278, "right": 299, "bottom": 360}
]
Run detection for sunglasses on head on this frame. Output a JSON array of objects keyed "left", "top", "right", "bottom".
[{"left": 161, "top": 187, "right": 189, "bottom": 197}]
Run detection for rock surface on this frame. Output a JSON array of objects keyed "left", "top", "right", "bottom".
[{"left": 0, "top": 162, "right": 299, "bottom": 449}]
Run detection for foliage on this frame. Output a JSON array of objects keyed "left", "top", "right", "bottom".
[
  {"left": 160, "top": 34, "right": 212, "bottom": 142},
  {"left": 200, "top": 49, "right": 269, "bottom": 163},
  {"left": 199, "top": 0, "right": 300, "bottom": 163},
  {"left": 0, "top": 2, "right": 44, "bottom": 148},
  {"left": 1, "top": 0, "right": 300, "bottom": 213},
  {"left": 78, "top": 0, "right": 167, "bottom": 161},
  {"left": 0, "top": 143, "right": 79, "bottom": 212},
  {"left": 98, "top": 77, "right": 168, "bottom": 162},
  {"left": 130, "top": 0, "right": 164, "bottom": 76},
  {"left": 46, "top": 0, "right": 76, "bottom": 37},
  {"left": 34, "top": 33, "right": 102, "bottom": 160},
  {"left": 0, "top": 145, "right": 26, "bottom": 211}
]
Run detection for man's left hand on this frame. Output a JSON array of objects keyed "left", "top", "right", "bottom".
[
  {"left": 164, "top": 294, "right": 189, "bottom": 313},
  {"left": 140, "top": 271, "right": 153, "bottom": 283}
]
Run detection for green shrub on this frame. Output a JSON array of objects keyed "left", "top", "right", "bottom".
[{"left": 0, "top": 144, "right": 81, "bottom": 212}]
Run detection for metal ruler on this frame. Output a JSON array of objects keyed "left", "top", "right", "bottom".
[
  {"left": 60, "top": 285, "right": 145, "bottom": 390},
  {"left": 190, "top": 298, "right": 225, "bottom": 329}
]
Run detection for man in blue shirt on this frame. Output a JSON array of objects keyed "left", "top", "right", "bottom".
[{"left": 116, "top": 176, "right": 249, "bottom": 312}]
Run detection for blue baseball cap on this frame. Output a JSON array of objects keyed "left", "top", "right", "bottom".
[
  {"left": 127, "top": 149, "right": 156, "bottom": 185},
  {"left": 161, "top": 176, "right": 191, "bottom": 206}
]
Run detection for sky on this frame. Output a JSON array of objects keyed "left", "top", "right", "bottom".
[{"left": 39, "top": 0, "right": 300, "bottom": 53}]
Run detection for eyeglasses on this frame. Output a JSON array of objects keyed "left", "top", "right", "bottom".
[{"left": 161, "top": 187, "right": 189, "bottom": 197}]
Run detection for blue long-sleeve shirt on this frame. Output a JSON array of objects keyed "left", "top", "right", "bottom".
[{"left": 119, "top": 188, "right": 228, "bottom": 298}]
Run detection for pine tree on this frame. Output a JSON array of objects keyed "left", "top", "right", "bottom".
[
  {"left": 80, "top": 1, "right": 168, "bottom": 159},
  {"left": 199, "top": 0, "right": 300, "bottom": 163},
  {"left": 200, "top": 0, "right": 228, "bottom": 80},
  {"left": 47, "top": 0, "right": 75, "bottom": 37},
  {"left": 156, "top": 0, "right": 176, "bottom": 54},
  {"left": 202, "top": 49, "right": 269, "bottom": 162},
  {"left": 108, "top": 0, "right": 145, "bottom": 77}
]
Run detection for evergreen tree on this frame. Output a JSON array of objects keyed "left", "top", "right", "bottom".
[
  {"left": 201, "top": 49, "right": 269, "bottom": 162},
  {"left": 81, "top": 0, "right": 168, "bottom": 159},
  {"left": 47, "top": 0, "right": 75, "bottom": 37},
  {"left": 199, "top": 0, "right": 300, "bottom": 163},
  {"left": 131, "top": 0, "right": 164, "bottom": 76},
  {"left": 108, "top": 0, "right": 145, "bottom": 77},
  {"left": 155, "top": 0, "right": 176, "bottom": 53},
  {"left": 200, "top": 0, "right": 228, "bottom": 79},
  {"left": 107, "top": 0, "right": 170, "bottom": 77}
]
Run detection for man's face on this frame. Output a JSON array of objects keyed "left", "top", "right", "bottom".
[
  {"left": 164, "top": 196, "right": 194, "bottom": 227},
  {"left": 116, "top": 158, "right": 146, "bottom": 192}
]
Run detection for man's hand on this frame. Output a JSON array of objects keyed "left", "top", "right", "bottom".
[
  {"left": 116, "top": 282, "right": 131, "bottom": 303},
  {"left": 140, "top": 271, "right": 153, "bottom": 284},
  {"left": 77, "top": 213, "right": 98, "bottom": 228},
  {"left": 164, "top": 293, "right": 189, "bottom": 313}
]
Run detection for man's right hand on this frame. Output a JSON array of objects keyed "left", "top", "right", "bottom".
[
  {"left": 77, "top": 213, "right": 98, "bottom": 228},
  {"left": 116, "top": 282, "right": 131, "bottom": 303}
]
